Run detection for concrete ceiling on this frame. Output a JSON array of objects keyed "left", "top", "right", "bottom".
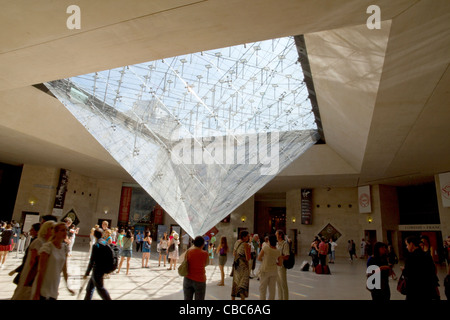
[{"left": 1, "top": 0, "right": 449, "bottom": 193}]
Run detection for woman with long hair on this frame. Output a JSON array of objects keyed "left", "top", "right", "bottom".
[
  {"left": 141, "top": 231, "right": 152, "bottom": 268},
  {"left": 158, "top": 232, "right": 168, "bottom": 267},
  {"left": 11, "top": 221, "right": 53, "bottom": 300},
  {"left": 116, "top": 229, "right": 133, "bottom": 275},
  {"left": 32, "top": 222, "right": 74, "bottom": 300},
  {"left": 216, "top": 236, "right": 229, "bottom": 286},
  {"left": 310, "top": 238, "right": 320, "bottom": 272},
  {"left": 231, "top": 230, "right": 251, "bottom": 300}
]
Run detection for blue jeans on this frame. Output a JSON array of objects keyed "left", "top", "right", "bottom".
[
  {"left": 331, "top": 251, "right": 336, "bottom": 261},
  {"left": 183, "top": 277, "right": 206, "bottom": 300}
]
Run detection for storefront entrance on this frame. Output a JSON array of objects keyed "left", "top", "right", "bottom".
[
  {"left": 400, "top": 230, "right": 445, "bottom": 263},
  {"left": 254, "top": 194, "right": 286, "bottom": 238}
]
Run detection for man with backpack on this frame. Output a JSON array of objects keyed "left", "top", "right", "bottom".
[{"left": 84, "top": 228, "right": 112, "bottom": 300}]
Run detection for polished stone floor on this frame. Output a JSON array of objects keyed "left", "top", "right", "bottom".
[{"left": 1, "top": 243, "right": 448, "bottom": 301}]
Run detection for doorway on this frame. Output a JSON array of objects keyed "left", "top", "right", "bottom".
[
  {"left": 269, "top": 207, "right": 286, "bottom": 235},
  {"left": 254, "top": 194, "right": 286, "bottom": 238},
  {"left": 400, "top": 231, "right": 444, "bottom": 262},
  {"left": 364, "top": 230, "right": 377, "bottom": 257},
  {"left": 98, "top": 219, "right": 112, "bottom": 229}
]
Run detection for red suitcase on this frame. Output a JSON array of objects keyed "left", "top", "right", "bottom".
[{"left": 315, "top": 264, "right": 331, "bottom": 275}]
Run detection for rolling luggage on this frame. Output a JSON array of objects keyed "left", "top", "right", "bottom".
[
  {"left": 315, "top": 264, "right": 322, "bottom": 274},
  {"left": 322, "top": 264, "right": 331, "bottom": 275},
  {"left": 315, "top": 264, "right": 331, "bottom": 275}
]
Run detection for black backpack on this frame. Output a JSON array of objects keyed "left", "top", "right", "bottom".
[
  {"left": 98, "top": 242, "right": 119, "bottom": 274},
  {"left": 283, "top": 242, "right": 295, "bottom": 269}
]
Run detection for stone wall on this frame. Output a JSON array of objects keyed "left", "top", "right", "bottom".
[
  {"left": 12, "top": 164, "right": 448, "bottom": 256},
  {"left": 12, "top": 164, "right": 122, "bottom": 244}
]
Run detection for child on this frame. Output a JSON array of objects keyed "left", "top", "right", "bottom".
[{"left": 208, "top": 242, "right": 214, "bottom": 264}]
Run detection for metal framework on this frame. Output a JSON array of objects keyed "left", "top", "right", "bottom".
[{"left": 45, "top": 36, "right": 320, "bottom": 237}]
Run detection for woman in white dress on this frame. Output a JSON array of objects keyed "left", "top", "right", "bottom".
[
  {"left": 167, "top": 233, "right": 180, "bottom": 270},
  {"left": 257, "top": 234, "right": 282, "bottom": 300}
]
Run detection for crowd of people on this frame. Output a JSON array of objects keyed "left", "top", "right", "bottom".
[
  {"left": 366, "top": 235, "right": 450, "bottom": 301},
  {"left": 2, "top": 217, "right": 160, "bottom": 300},
  {"left": 181, "top": 230, "right": 292, "bottom": 301},
  {"left": 4, "top": 215, "right": 74, "bottom": 300},
  {"left": 2, "top": 216, "right": 449, "bottom": 301},
  {"left": 305, "top": 233, "right": 450, "bottom": 302},
  {"left": 0, "top": 220, "right": 27, "bottom": 269},
  {"left": 308, "top": 236, "right": 336, "bottom": 273}
]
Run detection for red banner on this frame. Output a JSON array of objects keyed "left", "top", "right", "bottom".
[
  {"left": 205, "top": 226, "right": 219, "bottom": 238},
  {"left": 118, "top": 187, "right": 132, "bottom": 223},
  {"left": 153, "top": 204, "right": 164, "bottom": 225}
]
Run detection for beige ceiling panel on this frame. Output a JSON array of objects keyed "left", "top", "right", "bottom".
[
  {"left": 279, "top": 144, "right": 359, "bottom": 176},
  {"left": 1, "top": 0, "right": 447, "bottom": 191},
  {"left": 360, "top": 0, "right": 450, "bottom": 183},
  {"left": 0, "top": 0, "right": 414, "bottom": 91},
  {"left": 304, "top": 20, "right": 391, "bottom": 171},
  {"left": 0, "top": 123, "right": 131, "bottom": 181},
  {"left": 0, "top": 0, "right": 201, "bottom": 53},
  {"left": 382, "top": 66, "right": 450, "bottom": 178},
  {"left": 0, "top": 86, "right": 118, "bottom": 166}
]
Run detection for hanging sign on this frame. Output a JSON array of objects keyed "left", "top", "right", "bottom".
[
  {"left": 52, "top": 169, "right": 70, "bottom": 216},
  {"left": 301, "top": 189, "right": 313, "bottom": 225},
  {"left": 439, "top": 172, "right": 450, "bottom": 207},
  {"left": 398, "top": 224, "right": 441, "bottom": 231},
  {"left": 358, "top": 185, "right": 372, "bottom": 213}
]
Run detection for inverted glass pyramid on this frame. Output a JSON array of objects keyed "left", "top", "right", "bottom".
[{"left": 45, "top": 36, "right": 320, "bottom": 237}]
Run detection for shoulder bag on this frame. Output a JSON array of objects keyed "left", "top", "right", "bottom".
[
  {"left": 178, "top": 251, "right": 189, "bottom": 277},
  {"left": 397, "top": 272, "right": 407, "bottom": 295}
]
